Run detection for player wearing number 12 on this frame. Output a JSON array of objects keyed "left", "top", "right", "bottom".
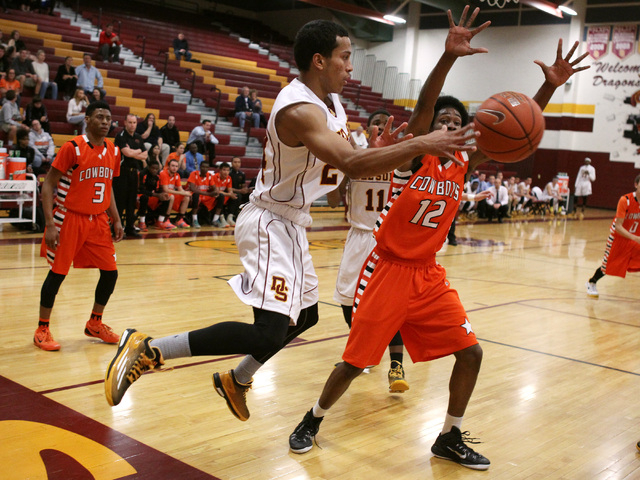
[{"left": 34, "top": 101, "right": 124, "bottom": 351}]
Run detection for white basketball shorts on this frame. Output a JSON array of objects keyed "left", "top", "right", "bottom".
[
  {"left": 228, "top": 202, "right": 318, "bottom": 324},
  {"left": 333, "top": 227, "right": 376, "bottom": 305}
]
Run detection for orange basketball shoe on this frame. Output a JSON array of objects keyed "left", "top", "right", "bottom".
[
  {"left": 138, "top": 221, "right": 148, "bottom": 232},
  {"left": 34, "top": 325, "right": 61, "bottom": 351},
  {"left": 85, "top": 320, "right": 120, "bottom": 344},
  {"left": 175, "top": 218, "right": 190, "bottom": 228}
]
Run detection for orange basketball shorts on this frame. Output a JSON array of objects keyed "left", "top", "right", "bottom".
[
  {"left": 342, "top": 249, "right": 478, "bottom": 369},
  {"left": 40, "top": 208, "right": 117, "bottom": 275},
  {"left": 602, "top": 234, "right": 640, "bottom": 278}
]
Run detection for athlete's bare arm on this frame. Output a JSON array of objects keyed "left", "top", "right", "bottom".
[
  {"left": 42, "top": 166, "right": 64, "bottom": 249},
  {"left": 107, "top": 190, "right": 124, "bottom": 242},
  {"left": 614, "top": 218, "right": 640, "bottom": 244},
  {"left": 276, "top": 102, "right": 477, "bottom": 179}
]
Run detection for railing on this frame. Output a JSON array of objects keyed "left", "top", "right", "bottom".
[
  {"left": 210, "top": 86, "right": 222, "bottom": 124},
  {"left": 158, "top": 51, "right": 168, "bottom": 86},
  {"left": 185, "top": 68, "right": 196, "bottom": 105},
  {"left": 137, "top": 35, "right": 146, "bottom": 69}
]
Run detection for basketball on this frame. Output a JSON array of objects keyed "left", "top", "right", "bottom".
[{"left": 473, "top": 91, "right": 545, "bottom": 163}]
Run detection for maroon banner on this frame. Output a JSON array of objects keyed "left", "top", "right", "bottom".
[
  {"left": 612, "top": 24, "right": 636, "bottom": 60},
  {"left": 586, "top": 26, "right": 610, "bottom": 59}
]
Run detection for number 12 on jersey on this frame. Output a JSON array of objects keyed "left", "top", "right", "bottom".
[{"left": 409, "top": 199, "right": 446, "bottom": 228}]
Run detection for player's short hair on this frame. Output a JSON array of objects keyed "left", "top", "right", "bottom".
[
  {"left": 201, "top": 161, "right": 210, "bottom": 169},
  {"left": 86, "top": 101, "right": 111, "bottom": 117},
  {"left": 367, "top": 109, "right": 390, "bottom": 127},
  {"left": 202, "top": 119, "right": 212, "bottom": 124},
  {"left": 148, "top": 160, "right": 161, "bottom": 170},
  {"left": 433, "top": 95, "right": 469, "bottom": 127},
  {"left": 4, "top": 89, "right": 16, "bottom": 101},
  {"left": 219, "top": 162, "right": 230, "bottom": 169},
  {"left": 635, "top": 173, "right": 640, "bottom": 185},
  {"left": 16, "top": 129, "right": 29, "bottom": 142},
  {"left": 168, "top": 158, "right": 178, "bottom": 165},
  {"left": 294, "top": 20, "right": 349, "bottom": 72}
]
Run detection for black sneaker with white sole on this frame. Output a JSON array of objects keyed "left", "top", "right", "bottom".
[
  {"left": 431, "top": 426, "right": 490, "bottom": 470},
  {"left": 289, "top": 409, "right": 323, "bottom": 454}
]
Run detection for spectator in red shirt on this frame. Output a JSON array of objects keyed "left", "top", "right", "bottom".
[
  {"left": 211, "top": 162, "right": 237, "bottom": 227},
  {"left": 99, "top": 24, "right": 121, "bottom": 63}
]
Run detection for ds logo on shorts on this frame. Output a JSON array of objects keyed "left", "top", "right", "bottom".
[{"left": 271, "top": 276, "right": 288, "bottom": 302}]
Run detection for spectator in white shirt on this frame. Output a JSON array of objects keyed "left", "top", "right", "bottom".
[
  {"left": 349, "top": 125, "right": 368, "bottom": 149},
  {"left": 487, "top": 177, "right": 509, "bottom": 223},
  {"left": 32, "top": 50, "right": 58, "bottom": 100},
  {"left": 574, "top": 157, "right": 596, "bottom": 215},
  {"left": 186, "top": 119, "right": 219, "bottom": 161},
  {"left": 66, "top": 88, "right": 88, "bottom": 134},
  {"left": 29, "top": 119, "right": 54, "bottom": 170}
]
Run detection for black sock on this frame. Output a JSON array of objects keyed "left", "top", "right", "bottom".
[
  {"left": 390, "top": 352, "right": 403, "bottom": 364},
  {"left": 589, "top": 267, "right": 605, "bottom": 284}
]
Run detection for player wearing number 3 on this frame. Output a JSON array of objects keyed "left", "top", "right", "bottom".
[
  {"left": 289, "top": 6, "right": 589, "bottom": 470},
  {"left": 34, "top": 101, "right": 124, "bottom": 351}
]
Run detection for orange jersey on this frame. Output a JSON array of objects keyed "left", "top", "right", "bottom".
[
  {"left": 188, "top": 170, "right": 216, "bottom": 209},
  {"left": 52, "top": 135, "right": 121, "bottom": 215},
  {"left": 164, "top": 152, "right": 182, "bottom": 170},
  {"left": 159, "top": 169, "right": 181, "bottom": 191},
  {"left": 611, "top": 192, "right": 640, "bottom": 235},
  {"left": 212, "top": 173, "right": 232, "bottom": 204},
  {"left": 374, "top": 151, "right": 467, "bottom": 262}
]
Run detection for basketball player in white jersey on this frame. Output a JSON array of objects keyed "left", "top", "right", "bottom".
[
  {"left": 328, "top": 109, "right": 410, "bottom": 393},
  {"left": 104, "top": 19, "right": 480, "bottom": 416}
]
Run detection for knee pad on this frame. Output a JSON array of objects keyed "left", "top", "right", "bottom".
[
  {"left": 40, "top": 271, "right": 66, "bottom": 308},
  {"left": 95, "top": 269, "right": 118, "bottom": 306}
]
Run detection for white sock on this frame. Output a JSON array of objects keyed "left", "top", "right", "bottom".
[
  {"left": 234, "top": 355, "right": 262, "bottom": 384},
  {"left": 312, "top": 400, "right": 328, "bottom": 418},
  {"left": 159, "top": 215, "right": 165, "bottom": 222},
  {"left": 139, "top": 216, "right": 145, "bottom": 223},
  {"left": 213, "top": 214, "right": 220, "bottom": 222},
  {"left": 192, "top": 214, "right": 198, "bottom": 222},
  {"left": 150, "top": 332, "right": 191, "bottom": 360},
  {"left": 442, "top": 413, "right": 463, "bottom": 434}
]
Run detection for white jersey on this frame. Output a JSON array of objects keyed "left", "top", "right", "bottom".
[
  {"left": 252, "top": 78, "right": 347, "bottom": 226},
  {"left": 346, "top": 173, "right": 392, "bottom": 231},
  {"left": 575, "top": 164, "right": 596, "bottom": 196}
]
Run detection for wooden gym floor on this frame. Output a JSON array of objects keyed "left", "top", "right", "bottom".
[{"left": 1, "top": 208, "right": 639, "bottom": 479}]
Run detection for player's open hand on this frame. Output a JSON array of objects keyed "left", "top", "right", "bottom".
[
  {"left": 369, "top": 116, "right": 413, "bottom": 149},
  {"left": 112, "top": 220, "right": 124, "bottom": 242},
  {"left": 423, "top": 124, "right": 478, "bottom": 166},
  {"left": 44, "top": 226, "right": 59, "bottom": 250},
  {"left": 475, "top": 190, "right": 493, "bottom": 201},
  {"left": 535, "top": 39, "right": 590, "bottom": 88},
  {"left": 445, "top": 6, "right": 490, "bottom": 58}
]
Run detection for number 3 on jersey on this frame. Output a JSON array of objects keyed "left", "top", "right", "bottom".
[
  {"left": 93, "top": 182, "right": 106, "bottom": 203},
  {"left": 410, "top": 199, "right": 446, "bottom": 228}
]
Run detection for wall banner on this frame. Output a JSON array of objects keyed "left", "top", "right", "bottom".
[
  {"left": 587, "top": 26, "right": 611, "bottom": 59},
  {"left": 612, "top": 25, "right": 636, "bottom": 60}
]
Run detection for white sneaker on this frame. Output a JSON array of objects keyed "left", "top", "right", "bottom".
[
  {"left": 226, "top": 214, "right": 236, "bottom": 226},
  {"left": 219, "top": 216, "right": 229, "bottom": 228},
  {"left": 585, "top": 281, "right": 599, "bottom": 298}
]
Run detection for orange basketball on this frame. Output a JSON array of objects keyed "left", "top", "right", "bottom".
[{"left": 474, "top": 91, "right": 545, "bottom": 163}]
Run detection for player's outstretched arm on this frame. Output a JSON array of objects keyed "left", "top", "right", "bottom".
[
  {"left": 407, "top": 5, "right": 490, "bottom": 138},
  {"left": 532, "top": 39, "right": 590, "bottom": 110},
  {"left": 279, "top": 103, "right": 477, "bottom": 178}
]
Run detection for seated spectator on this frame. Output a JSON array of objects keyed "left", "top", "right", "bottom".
[
  {"left": 0, "top": 90, "right": 28, "bottom": 146},
  {"left": 164, "top": 142, "right": 186, "bottom": 174},
  {"left": 76, "top": 53, "right": 106, "bottom": 98},
  {"left": 0, "top": 68, "right": 21, "bottom": 97},
  {"left": 487, "top": 177, "right": 509, "bottom": 223},
  {"left": 505, "top": 176, "right": 521, "bottom": 214},
  {"left": 24, "top": 96, "right": 50, "bottom": 133},
  {"left": 350, "top": 125, "right": 368, "bottom": 149},
  {"left": 172, "top": 33, "right": 192, "bottom": 62},
  {"left": 543, "top": 176, "right": 563, "bottom": 214},
  {"left": 160, "top": 115, "right": 181, "bottom": 152},
  {"left": 55, "top": 56, "right": 77, "bottom": 101},
  {"left": 227, "top": 156, "right": 251, "bottom": 226},
  {"left": 184, "top": 142, "right": 204, "bottom": 177},
  {"left": 210, "top": 162, "right": 237, "bottom": 228},
  {"left": 249, "top": 89, "right": 267, "bottom": 128},
  {"left": 186, "top": 119, "right": 218, "bottom": 160},
  {"left": 187, "top": 160, "right": 218, "bottom": 228},
  {"left": 99, "top": 23, "right": 121, "bottom": 63},
  {"left": 88, "top": 87, "right": 104, "bottom": 103},
  {"left": 475, "top": 172, "right": 492, "bottom": 219},
  {"left": 137, "top": 161, "right": 172, "bottom": 232},
  {"left": 147, "top": 144, "right": 162, "bottom": 166},
  {"left": 28, "top": 119, "right": 54, "bottom": 174},
  {"left": 13, "top": 48, "right": 40, "bottom": 93},
  {"left": 32, "top": 50, "right": 58, "bottom": 100},
  {"left": 518, "top": 177, "right": 533, "bottom": 212},
  {"left": 459, "top": 178, "right": 480, "bottom": 216},
  {"left": 136, "top": 113, "right": 170, "bottom": 164},
  {"left": 67, "top": 88, "right": 88, "bottom": 134},
  {"left": 234, "top": 86, "right": 259, "bottom": 130},
  {"left": 0, "top": 46, "right": 10, "bottom": 78},
  {"left": 11, "top": 128, "right": 37, "bottom": 174},
  {"left": 159, "top": 158, "right": 192, "bottom": 228},
  {"left": 6, "top": 30, "right": 26, "bottom": 58}
]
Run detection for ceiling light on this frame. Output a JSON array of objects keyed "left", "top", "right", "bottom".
[
  {"left": 383, "top": 14, "right": 407, "bottom": 24},
  {"left": 559, "top": 5, "right": 577, "bottom": 15}
]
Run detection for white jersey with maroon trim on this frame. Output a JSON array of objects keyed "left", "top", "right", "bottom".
[
  {"left": 253, "top": 78, "right": 347, "bottom": 221},
  {"left": 346, "top": 173, "right": 392, "bottom": 231}
]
